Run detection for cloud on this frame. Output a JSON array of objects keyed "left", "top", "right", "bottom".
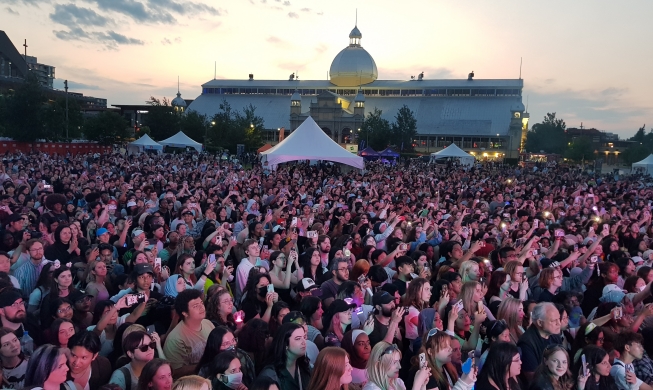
[
  {"left": 283, "top": 1, "right": 290, "bottom": 5},
  {"left": 84, "top": 0, "right": 176, "bottom": 24},
  {"left": 314, "top": 43, "right": 328, "bottom": 54},
  {"left": 53, "top": 27, "right": 144, "bottom": 48},
  {"left": 53, "top": 79, "right": 102, "bottom": 91},
  {"left": 300, "top": 7, "right": 310, "bottom": 12},
  {"left": 50, "top": 3, "right": 112, "bottom": 27},
  {"left": 161, "top": 36, "right": 182, "bottom": 45},
  {"left": 288, "top": 12, "right": 298, "bottom": 18},
  {"left": 5, "top": 6, "right": 18, "bottom": 14},
  {"left": 266, "top": 36, "right": 282, "bottom": 43},
  {"left": 317, "top": 11, "right": 323, "bottom": 15},
  {"left": 3, "top": 0, "right": 49, "bottom": 6},
  {"left": 149, "top": 0, "right": 223, "bottom": 17}
]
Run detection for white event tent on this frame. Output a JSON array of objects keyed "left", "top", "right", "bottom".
[
  {"left": 632, "top": 154, "right": 653, "bottom": 176},
  {"left": 261, "top": 116, "right": 364, "bottom": 170},
  {"left": 159, "top": 131, "right": 203, "bottom": 152},
  {"left": 127, "top": 134, "right": 163, "bottom": 154},
  {"left": 430, "top": 143, "right": 475, "bottom": 167}
]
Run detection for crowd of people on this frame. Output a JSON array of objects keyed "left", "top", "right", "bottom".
[{"left": 0, "top": 150, "right": 652, "bottom": 390}]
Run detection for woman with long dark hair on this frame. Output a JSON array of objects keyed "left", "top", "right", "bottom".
[
  {"left": 196, "top": 326, "right": 255, "bottom": 387},
  {"left": 475, "top": 342, "right": 521, "bottom": 390},
  {"left": 258, "top": 322, "right": 311, "bottom": 390},
  {"left": 207, "top": 351, "right": 244, "bottom": 390},
  {"left": 299, "top": 296, "right": 325, "bottom": 349},
  {"left": 44, "top": 225, "right": 82, "bottom": 264},
  {"left": 572, "top": 345, "right": 617, "bottom": 390}
]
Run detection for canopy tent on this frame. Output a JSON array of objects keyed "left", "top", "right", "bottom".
[
  {"left": 261, "top": 116, "right": 364, "bottom": 170},
  {"left": 430, "top": 143, "right": 475, "bottom": 167},
  {"left": 358, "top": 147, "right": 380, "bottom": 159},
  {"left": 257, "top": 143, "right": 273, "bottom": 153},
  {"left": 378, "top": 147, "right": 400, "bottom": 158},
  {"left": 632, "top": 154, "right": 653, "bottom": 176},
  {"left": 158, "top": 131, "right": 203, "bottom": 152},
  {"left": 127, "top": 134, "right": 162, "bottom": 154}
]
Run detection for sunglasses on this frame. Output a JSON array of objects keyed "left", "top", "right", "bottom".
[
  {"left": 135, "top": 342, "right": 156, "bottom": 352},
  {"left": 379, "top": 344, "right": 400, "bottom": 361}
]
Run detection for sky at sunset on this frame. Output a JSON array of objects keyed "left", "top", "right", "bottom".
[{"left": 1, "top": 0, "right": 652, "bottom": 137}]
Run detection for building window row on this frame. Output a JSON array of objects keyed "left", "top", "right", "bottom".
[{"left": 201, "top": 87, "right": 521, "bottom": 97}]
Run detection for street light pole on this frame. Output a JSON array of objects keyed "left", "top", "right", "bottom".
[{"left": 65, "top": 80, "right": 69, "bottom": 139}]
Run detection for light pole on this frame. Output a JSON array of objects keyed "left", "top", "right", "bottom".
[{"left": 65, "top": 80, "right": 69, "bottom": 139}]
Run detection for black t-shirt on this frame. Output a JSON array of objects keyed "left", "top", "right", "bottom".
[
  {"left": 538, "top": 289, "right": 555, "bottom": 303},
  {"left": 393, "top": 278, "right": 408, "bottom": 297},
  {"left": 242, "top": 298, "right": 268, "bottom": 322},
  {"left": 517, "top": 325, "right": 563, "bottom": 373}
]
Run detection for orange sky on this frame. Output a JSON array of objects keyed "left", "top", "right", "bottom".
[{"left": 2, "top": 0, "right": 652, "bottom": 137}]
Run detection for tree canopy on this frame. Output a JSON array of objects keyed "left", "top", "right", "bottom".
[
  {"left": 525, "top": 112, "right": 567, "bottom": 154},
  {"left": 208, "top": 100, "right": 264, "bottom": 153}
]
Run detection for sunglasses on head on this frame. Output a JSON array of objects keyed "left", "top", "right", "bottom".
[
  {"left": 379, "top": 344, "right": 400, "bottom": 361},
  {"left": 135, "top": 342, "right": 156, "bottom": 352}
]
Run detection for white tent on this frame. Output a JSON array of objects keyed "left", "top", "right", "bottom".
[
  {"left": 430, "top": 143, "right": 475, "bottom": 167},
  {"left": 261, "top": 116, "right": 364, "bottom": 170},
  {"left": 633, "top": 154, "right": 653, "bottom": 176},
  {"left": 127, "top": 134, "right": 163, "bottom": 154},
  {"left": 159, "top": 131, "right": 203, "bottom": 152}
]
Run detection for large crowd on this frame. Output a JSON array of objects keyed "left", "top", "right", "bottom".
[{"left": 0, "top": 150, "right": 652, "bottom": 390}]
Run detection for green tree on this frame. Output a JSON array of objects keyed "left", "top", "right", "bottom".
[
  {"left": 564, "top": 136, "right": 594, "bottom": 162},
  {"left": 41, "top": 98, "right": 84, "bottom": 141},
  {"left": 180, "top": 111, "right": 208, "bottom": 143},
  {"left": 136, "top": 126, "right": 151, "bottom": 138},
  {"left": 235, "top": 104, "right": 264, "bottom": 151},
  {"left": 360, "top": 108, "right": 392, "bottom": 151},
  {"left": 631, "top": 125, "right": 646, "bottom": 143},
  {"left": 3, "top": 74, "right": 45, "bottom": 141},
  {"left": 145, "top": 96, "right": 180, "bottom": 140},
  {"left": 525, "top": 112, "right": 567, "bottom": 154},
  {"left": 208, "top": 101, "right": 264, "bottom": 153},
  {"left": 84, "top": 111, "right": 129, "bottom": 145},
  {"left": 391, "top": 105, "right": 417, "bottom": 151},
  {"left": 622, "top": 143, "right": 651, "bottom": 165}
]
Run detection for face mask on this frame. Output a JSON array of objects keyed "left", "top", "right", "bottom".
[
  {"left": 258, "top": 287, "right": 268, "bottom": 297},
  {"left": 221, "top": 372, "right": 243, "bottom": 389}
]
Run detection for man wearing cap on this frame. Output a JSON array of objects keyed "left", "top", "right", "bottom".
[
  {"left": 111, "top": 263, "right": 163, "bottom": 305},
  {"left": 4, "top": 213, "right": 27, "bottom": 246},
  {"left": 12, "top": 239, "right": 50, "bottom": 295},
  {"left": 122, "top": 229, "right": 147, "bottom": 266},
  {"left": 368, "top": 291, "right": 404, "bottom": 346},
  {"left": 68, "top": 289, "right": 95, "bottom": 329},
  {"left": 293, "top": 278, "right": 321, "bottom": 310},
  {"left": 0, "top": 288, "right": 38, "bottom": 341}
]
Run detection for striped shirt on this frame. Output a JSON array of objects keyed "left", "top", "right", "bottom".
[{"left": 14, "top": 258, "right": 51, "bottom": 295}]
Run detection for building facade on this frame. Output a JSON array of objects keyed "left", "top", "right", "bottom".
[{"left": 187, "top": 25, "right": 529, "bottom": 159}]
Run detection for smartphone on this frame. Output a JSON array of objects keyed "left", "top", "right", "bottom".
[
  {"left": 534, "top": 220, "right": 539, "bottom": 228},
  {"left": 403, "top": 306, "right": 410, "bottom": 315},
  {"left": 581, "top": 354, "right": 588, "bottom": 376},
  {"left": 419, "top": 352, "right": 427, "bottom": 369},
  {"left": 262, "top": 245, "right": 268, "bottom": 251},
  {"left": 267, "top": 284, "right": 275, "bottom": 294},
  {"left": 267, "top": 209, "right": 272, "bottom": 216},
  {"left": 154, "top": 257, "right": 162, "bottom": 268},
  {"left": 108, "top": 204, "right": 117, "bottom": 211},
  {"left": 523, "top": 274, "right": 528, "bottom": 283},
  {"left": 208, "top": 254, "right": 216, "bottom": 264},
  {"left": 454, "top": 300, "right": 464, "bottom": 312},
  {"left": 126, "top": 294, "right": 138, "bottom": 306},
  {"left": 307, "top": 230, "right": 317, "bottom": 238},
  {"left": 555, "top": 229, "right": 565, "bottom": 237},
  {"left": 146, "top": 324, "right": 156, "bottom": 334},
  {"left": 292, "top": 217, "right": 298, "bottom": 226},
  {"left": 574, "top": 244, "right": 578, "bottom": 252},
  {"left": 462, "top": 352, "right": 474, "bottom": 374},
  {"left": 614, "top": 306, "right": 623, "bottom": 319},
  {"left": 358, "top": 274, "right": 366, "bottom": 286},
  {"left": 399, "top": 243, "right": 408, "bottom": 251},
  {"left": 590, "top": 255, "right": 598, "bottom": 263}
]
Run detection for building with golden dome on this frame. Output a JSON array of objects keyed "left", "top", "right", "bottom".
[{"left": 187, "top": 25, "right": 529, "bottom": 159}]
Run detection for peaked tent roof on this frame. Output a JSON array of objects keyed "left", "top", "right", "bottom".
[
  {"left": 258, "top": 143, "right": 273, "bottom": 153},
  {"left": 430, "top": 143, "right": 474, "bottom": 158},
  {"left": 129, "top": 134, "right": 162, "bottom": 149},
  {"left": 378, "top": 147, "right": 400, "bottom": 157},
  {"left": 158, "top": 131, "right": 203, "bottom": 152},
  {"left": 261, "top": 116, "right": 364, "bottom": 169},
  {"left": 633, "top": 154, "right": 653, "bottom": 166},
  {"left": 358, "top": 147, "right": 379, "bottom": 157}
]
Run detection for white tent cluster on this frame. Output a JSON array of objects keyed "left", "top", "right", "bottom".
[
  {"left": 430, "top": 143, "right": 475, "bottom": 167},
  {"left": 633, "top": 154, "right": 653, "bottom": 176},
  {"left": 159, "top": 132, "right": 203, "bottom": 152},
  {"left": 127, "top": 132, "right": 203, "bottom": 154},
  {"left": 127, "top": 134, "right": 163, "bottom": 155},
  {"left": 261, "top": 116, "right": 364, "bottom": 170}
]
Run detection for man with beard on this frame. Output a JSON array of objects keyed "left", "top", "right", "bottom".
[
  {"left": 317, "top": 235, "right": 331, "bottom": 268},
  {"left": 368, "top": 291, "right": 404, "bottom": 346},
  {"left": 0, "top": 288, "right": 38, "bottom": 341},
  {"left": 13, "top": 239, "right": 50, "bottom": 295},
  {"left": 319, "top": 257, "right": 349, "bottom": 308}
]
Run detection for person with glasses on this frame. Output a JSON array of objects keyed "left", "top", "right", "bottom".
[
  {"left": 196, "top": 326, "right": 255, "bottom": 387},
  {"left": 13, "top": 239, "right": 50, "bottom": 295},
  {"left": 517, "top": 302, "right": 563, "bottom": 382},
  {"left": 0, "top": 287, "right": 39, "bottom": 342},
  {"left": 319, "top": 257, "right": 350, "bottom": 309},
  {"left": 531, "top": 344, "right": 589, "bottom": 390},
  {"left": 322, "top": 299, "right": 359, "bottom": 348},
  {"left": 163, "top": 289, "right": 215, "bottom": 378},
  {"left": 363, "top": 341, "right": 430, "bottom": 390},
  {"left": 110, "top": 331, "right": 156, "bottom": 390},
  {"left": 408, "top": 329, "right": 476, "bottom": 390},
  {"left": 206, "top": 289, "right": 241, "bottom": 332},
  {"left": 207, "top": 351, "right": 246, "bottom": 390},
  {"left": 475, "top": 342, "right": 522, "bottom": 390},
  {"left": 538, "top": 268, "right": 564, "bottom": 303}
]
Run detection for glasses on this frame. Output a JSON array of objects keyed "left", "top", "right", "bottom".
[
  {"left": 379, "top": 344, "right": 400, "bottom": 361},
  {"left": 220, "top": 298, "right": 234, "bottom": 305},
  {"left": 57, "top": 306, "right": 73, "bottom": 314},
  {"left": 135, "top": 342, "right": 156, "bottom": 352},
  {"left": 221, "top": 337, "right": 238, "bottom": 348}
]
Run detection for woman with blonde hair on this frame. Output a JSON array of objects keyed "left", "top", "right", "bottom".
[
  {"left": 459, "top": 281, "right": 495, "bottom": 322},
  {"left": 171, "top": 375, "right": 211, "bottom": 390},
  {"left": 363, "top": 341, "right": 430, "bottom": 390},
  {"left": 496, "top": 297, "right": 525, "bottom": 344},
  {"left": 86, "top": 260, "right": 110, "bottom": 311},
  {"left": 308, "top": 347, "right": 353, "bottom": 390},
  {"left": 459, "top": 261, "right": 480, "bottom": 283},
  {"left": 503, "top": 260, "right": 528, "bottom": 301}
]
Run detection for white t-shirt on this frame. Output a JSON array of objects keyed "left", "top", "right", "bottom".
[
  {"left": 87, "top": 313, "right": 129, "bottom": 356},
  {"left": 363, "top": 378, "right": 406, "bottom": 390}
]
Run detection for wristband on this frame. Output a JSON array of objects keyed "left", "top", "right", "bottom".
[{"left": 203, "top": 272, "right": 211, "bottom": 278}]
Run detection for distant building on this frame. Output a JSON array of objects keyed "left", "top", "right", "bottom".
[
  {"left": 22, "top": 55, "right": 55, "bottom": 89},
  {"left": 188, "top": 25, "right": 529, "bottom": 159}
]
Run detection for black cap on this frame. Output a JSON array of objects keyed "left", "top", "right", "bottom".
[
  {"left": 133, "top": 263, "right": 154, "bottom": 275},
  {"left": 282, "top": 311, "right": 307, "bottom": 325},
  {"left": 68, "top": 290, "right": 93, "bottom": 303},
  {"left": 327, "top": 299, "right": 356, "bottom": 316},
  {"left": 6, "top": 214, "right": 23, "bottom": 223},
  {"left": 372, "top": 291, "right": 394, "bottom": 306},
  {"left": 0, "top": 288, "right": 22, "bottom": 308}
]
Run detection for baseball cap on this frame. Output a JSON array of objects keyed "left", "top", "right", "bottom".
[
  {"left": 328, "top": 299, "right": 356, "bottom": 316},
  {"left": 0, "top": 288, "right": 22, "bottom": 308},
  {"left": 632, "top": 256, "right": 644, "bottom": 265},
  {"left": 295, "top": 278, "right": 318, "bottom": 293},
  {"left": 6, "top": 214, "right": 23, "bottom": 223},
  {"left": 131, "top": 229, "right": 145, "bottom": 238},
  {"left": 127, "top": 201, "right": 137, "bottom": 207},
  {"left": 282, "top": 311, "right": 307, "bottom": 325},
  {"left": 68, "top": 290, "right": 93, "bottom": 303},
  {"left": 540, "top": 258, "right": 560, "bottom": 269},
  {"left": 602, "top": 284, "right": 625, "bottom": 295},
  {"left": 372, "top": 291, "right": 394, "bottom": 307},
  {"left": 181, "top": 210, "right": 193, "bottom": 216},
  {"left": 96, "top": 228, "right": 109, "bottom": 236},
  {"left": 133, "top": 263, "right": 154, "bottom": 275}
]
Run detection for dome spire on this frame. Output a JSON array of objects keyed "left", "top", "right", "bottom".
[{"left": 349, "top": 10, "right": 362, "bottom": 46}]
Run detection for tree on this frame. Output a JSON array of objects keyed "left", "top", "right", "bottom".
[
  {"left": 391, "top": 105, "right": 417, "bottom": 151},
  {"left": 360, "top": 108, "right": 392, "bottom": 150},
  {"left": 41, "top": 98, "right": 84, "bottom": 141},
  {"left": 208, "top": 100, "right": 264, "bottom": 153},
  {"left": 136, "top": 126, "right": 151, "bottom": 138},
  {"left": 3, "top": 74, "right": 45, "bottom": 141},
  {"left": 180, "top": 111, "right": 208, "bottom": 144},
  {"left": 84, "top": 111, "right": 129, "bottom": 145},
  {"left": 631, "top": 125, "right": 646, "bottom": 143},
  {"left": 144, "top": 96, "right": 180, "bottom": 140},
  {"left": 564, "top": 136, "right": 594, "bottom": 162},
  {"left": 525, "top": 112, "right": 567, "bottom": 154},
  {"left": 622, "top": 143, "right": 651, "bottom": 165}
]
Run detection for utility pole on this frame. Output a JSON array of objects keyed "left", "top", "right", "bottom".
[
  {"left": 65, "top": 80, "right": 69, "bottom": 139},
  {"left": 23, "top": 39, "right": 28, "bottom": 58}
]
